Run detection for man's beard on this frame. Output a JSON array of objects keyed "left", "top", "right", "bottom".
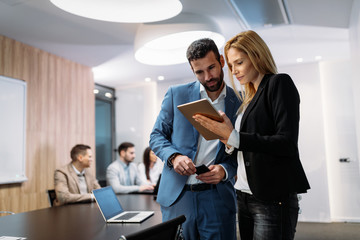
[
  {"left": 124, "top": 157, "right": 134, "bottom": 164},
  {"left": 203, "top": 70, "right": 224, "bottom": 92}
]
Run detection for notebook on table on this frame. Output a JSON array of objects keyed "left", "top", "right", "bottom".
[{"left": 92, "top": 186, "right": 154, "bottom": 223}]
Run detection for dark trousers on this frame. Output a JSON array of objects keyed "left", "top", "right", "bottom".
[{"left": 236, "top": 190, "right": 299, "bottom": 240}]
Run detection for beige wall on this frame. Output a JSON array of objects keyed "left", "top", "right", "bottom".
[{"left": 0, "top": 35, "right": 95, "bottom": 213}]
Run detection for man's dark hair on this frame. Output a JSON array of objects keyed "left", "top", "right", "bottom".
[
  {"left": 186, "top": 38, "right": 221, "bottom": 64},
  {"left": 70, "top": 144, "right": 91, "bottom": 162},
  {"left": 118, "top": 142, "right": 135, "bottom": 155}
]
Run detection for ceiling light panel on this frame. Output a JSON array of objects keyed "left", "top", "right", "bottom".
[
  {"left": 134, "top": 13, "right": 225, "bottom": 66},
  {"left": 50, "top": 0, "right": 182, "bottom": 23}
]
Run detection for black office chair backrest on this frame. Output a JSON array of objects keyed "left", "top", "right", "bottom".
[
  {"left": 47, "top": 189, "right": 57, "bottom": 207},
  {"left": 0, "top": 211, "right": 15, "bottom": 217},
  {"left": 119, "top": 215, "right": 186, "bottom": 240}
]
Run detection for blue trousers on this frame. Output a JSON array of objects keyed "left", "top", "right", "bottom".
[
  {"left": 236, "top": 190, "right": 299, "bottom": 240},
  {"left": 161, "top": 187, "right": 236, "bottom": 240}
]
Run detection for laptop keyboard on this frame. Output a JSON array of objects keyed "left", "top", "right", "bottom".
[{"left": 115, "top": 212, "right": 139, "bottom": 220}]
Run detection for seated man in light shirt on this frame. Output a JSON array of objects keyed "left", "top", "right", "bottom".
[
  {"left": 54, "top": 144, "right": 101, "bottom": 206},
  {"left": 106, "top": 142, "right": 154, "bottom": 194}
]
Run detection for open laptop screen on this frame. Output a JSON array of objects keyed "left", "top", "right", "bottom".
[{"left": 93, "top": 187, "right": 124, "bottom": 220}]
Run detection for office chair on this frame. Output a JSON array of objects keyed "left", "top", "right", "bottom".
[
  {"left": 47, "top": 189, "right": 57, "bottom": 207},
  {"left": 119, "top": 215, "right": 186, "bottom": 240},
  {"left": 0, "top": 211, "right": 15, "bottom": 217}
]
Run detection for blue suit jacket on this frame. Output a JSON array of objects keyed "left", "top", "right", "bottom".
[{"left": 150, "top": 81, "right": 240, "bottom": 209}]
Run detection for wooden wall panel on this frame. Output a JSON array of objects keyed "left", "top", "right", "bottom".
[{"left": 0, "top": 35, "right": 95, "bottom": 213}]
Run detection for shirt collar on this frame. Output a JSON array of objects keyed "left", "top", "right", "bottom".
[
  {"left": 200, "top": 83, "right": 227, "bottom": 104},
  {"left": 72, "top": 164, "right": 85, "bottom": 175},
  {"left": 118, "top": 159, "right": 129, "bottom": 169}
]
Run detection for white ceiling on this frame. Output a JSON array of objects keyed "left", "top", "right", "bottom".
[{"left": 0, "top": 0, "right": 354, "bottom": 88}]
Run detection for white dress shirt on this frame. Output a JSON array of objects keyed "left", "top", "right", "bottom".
[{"left": 187, "top": 84, "right": 227, "bottom": 184}]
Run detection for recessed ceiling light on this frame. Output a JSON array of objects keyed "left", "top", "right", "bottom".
[
  {"left": 50, "top": 0, "right": 182, "bottom": 23},
  {"left": 93, "top": 89, "right": 99, "bottom": 94},
  {"left": 145, "top": 77, "right": 151, "bottom": 82},
  {"left": 158, "top": 76, "right": 165, "bottom": 81},
  {"left": 134, "top": 13, "right": 225, "bottom": 66},
  {"left": 315, "top": 56, "right": 322, "bottom": 61},
  {"left": 296, "top": 58, "right": 304, "bottom": 63}
]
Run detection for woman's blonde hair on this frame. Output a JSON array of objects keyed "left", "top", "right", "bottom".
[{"left": 224, "top": 30, "right": 277, "bottom": 112}]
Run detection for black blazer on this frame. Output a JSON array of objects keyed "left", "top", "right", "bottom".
[{"left": 237, "top": 73, "right": 310, "bottom": 202}]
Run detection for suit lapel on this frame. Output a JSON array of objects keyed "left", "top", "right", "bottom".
[
  {"left": 68, "top": 164, "right": 81, "bottom": 193},
  {"left": 84, "top": 169, "right": 92, "bottom": 191},
  {"left": 188, "top": 81, "right": 201, "bottom": 141},
  {"left": 224, "top": 85, "right": 238, "bottom": 122},
  {"left": 240, "top": 75, "right": 270, "bottom": 130}
]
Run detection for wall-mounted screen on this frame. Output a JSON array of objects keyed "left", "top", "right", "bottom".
[{"left": 0, "top": 75, "right": 27, "bottom": 184}]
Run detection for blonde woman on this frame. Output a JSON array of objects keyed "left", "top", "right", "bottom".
[{"left": 194, "top": 30, "right": 310, "bottom": 240}]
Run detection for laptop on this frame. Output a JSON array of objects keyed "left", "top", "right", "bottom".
[
  {"left": 151, "top": 174, "right": 161, "bottom": 200},
  {"left": 93, "top": 186, "right": 154, "bottom": 223},
  {"left": 135, "top": 174, "right": 161, "bottom": 195},
  {"left": 153, "top": 174, "right": 161, "bottom": 196}
]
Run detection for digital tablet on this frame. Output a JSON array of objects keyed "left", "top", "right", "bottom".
[{"left": 177, "top": 98, "right": 223, "bottom": 140}]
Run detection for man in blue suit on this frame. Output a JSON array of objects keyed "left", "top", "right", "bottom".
[{"left": 150, "top": 38, "right": 240, "bottom": 240}]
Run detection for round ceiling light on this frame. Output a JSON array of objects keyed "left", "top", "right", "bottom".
[
  {"left": 50, "top": 0, "right": 182, "bottom": 23},
  {"left": 134, "top": 13, "right": 225, "bottom": 66}
]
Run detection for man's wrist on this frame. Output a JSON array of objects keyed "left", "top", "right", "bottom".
[
  {"left": 167, "top": 153, "right": 180, "bottom": 167},
  {"left": 219, "top": 164, "right": 228, "bottom": 181}
]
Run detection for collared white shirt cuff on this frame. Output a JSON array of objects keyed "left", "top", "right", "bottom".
[
  {"left": 219, "top": 164, "right": 228, "bottom": 181},
  {"left": 225, "top": 145, "right": 234, "bottom": 154},
  {"left": 226, "top": 129, "right": 240, "bottom": 154}
]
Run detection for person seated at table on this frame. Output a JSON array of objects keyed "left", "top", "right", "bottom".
[
  {"left": 106, "top": 142, "right": 154, "bottom": 194},
  {"left": 54, "top": 144, "right": 101, "bottom": 206},
  {"left": 138, "top": 147, "right": 163, "bottom": 185}
]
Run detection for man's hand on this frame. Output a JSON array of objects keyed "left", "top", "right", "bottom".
[
  {"left": 139, "top": 185, "right": 154, "bottom": 192},
  {"left": 196, "top": 165, "right": 225, "bottom": 184},
  {"left": 172, "top": 155, "right": 196, "bottom": 176}
]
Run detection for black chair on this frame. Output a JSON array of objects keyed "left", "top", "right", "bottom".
[
  {"left": 0, "top": 211, "right": 15, "bottom": 217},
  {"left": 47, "top": 189, "right": 57, "bottom": 207},
  {"left": 119, "top": 215, "right": 186, "bottom": 240},
  {"left": 98, "top": 179, "right": 107, "bottom": 188}
]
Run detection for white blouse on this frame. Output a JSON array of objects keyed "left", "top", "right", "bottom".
[
  {"left": 227, "top": 112, "right": 252, "bottom": 194},
  {"left": 138, "top": 158, "right": 164, "bottom": 185}
]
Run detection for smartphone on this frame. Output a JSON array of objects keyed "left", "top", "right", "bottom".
[{"left": 195, "top": 164, "right": 210, "bottom": 175}]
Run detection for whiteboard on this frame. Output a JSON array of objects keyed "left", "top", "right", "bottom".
[{"left": 0, "top": 75, "right": 27, "bottom": 184}]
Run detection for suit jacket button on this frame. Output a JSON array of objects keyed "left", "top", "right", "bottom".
[{"left": 245, "top": 162, "right": 250, "bottom": 166}]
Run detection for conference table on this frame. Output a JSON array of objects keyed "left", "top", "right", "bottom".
[{"left": 0, "top": 194, "right": 162, "bottom": 240}]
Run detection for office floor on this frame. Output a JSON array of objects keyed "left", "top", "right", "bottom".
[
  {"left": 295, "top": 222, "right": 360, "bottom": 240},
  {"left": 235, "top": 222, "right": 360, "bottom": 240}
]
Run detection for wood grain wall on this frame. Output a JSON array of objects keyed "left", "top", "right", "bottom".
[{"left": 0, "top": 35, "right": 95, "bottom": 213}]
